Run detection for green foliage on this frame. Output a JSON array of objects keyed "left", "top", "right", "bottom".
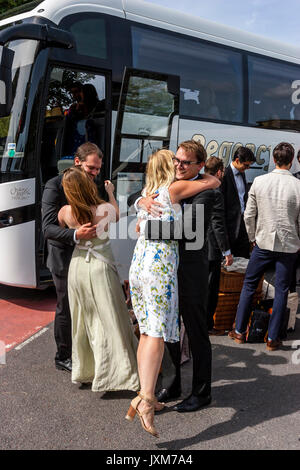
[
  {"left": 0, "top": 116, "right": 10, "bottom": 138},
  {"left": 47, "top": 69, "right": 96, "bottom": 110},
  {"left": 125, "top": 77, "right": 174, "bottom": 117},
  {"left": 0, "top": 1, "right": 40, "bottom": 17}
]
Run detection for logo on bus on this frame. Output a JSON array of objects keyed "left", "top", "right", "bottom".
[
  {"left": 10, "top": 186, "right": 31, "bottom": 201},
  {"left": 193, "top": 134, "right": 270, "bottom": 170},
  {"left": 291, "top": 81, "right": 300, "bottom": 105}
]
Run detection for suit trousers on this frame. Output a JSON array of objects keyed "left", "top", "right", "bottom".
[
  {"left": 235, "top": 245, "right": 298, "bottom": 340},
  {"left": 231, "top": 218, "right": 250, "bottom": 259},
  {"left": 51, "top": 271, "right": 72, "bottom": 361},
  {"left": 161, "top": 263, "right": 212, "bottom": 397},
  {"left": 207, "top": 259, "right": 222, "bottom": 330},
  {"left": 177, "top": 257, "right": 212, "bottom": 397},
  {"left": 179, "top": 294, "right": 212, "bottom": 396},
  {"left": 161, "top": 341, "right": 182, "bottom": 393}
]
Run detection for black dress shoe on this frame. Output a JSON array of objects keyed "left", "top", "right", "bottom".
[
  {"left": 79, "top": 382, "right": 92, "bottom": 389},
  {"left": 173, "top": 394, "right": 211, "bottom": 412},
  {"left": 55, "top": 358, "right": 72, "bottom": 372},
  {"left": 156, "top": 387, "right": 181, "bottom": 402}
]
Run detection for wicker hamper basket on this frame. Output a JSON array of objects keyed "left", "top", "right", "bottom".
[
  {"left": 213, "top": 273, "right": 263, "bottom": 331},
  {"left": 219, "top": 268, "right": 263, "bottom": 294},
  {"left": 219, "top": 268, "right": 245, "bottom": 293}
]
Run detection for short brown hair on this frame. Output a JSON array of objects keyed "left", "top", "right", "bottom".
[
  {"left": 178, "top": 140, "right": 207, "bottom": 163},
  {"left": 204, "top": 156, "right": 224, "bottom": 176},
  {"left": 273, "top": 142, "right": 294, "bottom": 167},
  {"left": 74, "top": 142, "right": 103, "bottom": 162}
]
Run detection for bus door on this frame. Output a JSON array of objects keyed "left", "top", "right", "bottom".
[
  {"left": 39, "top": 66, "right": 110, "bottom": 285},
  {"left": 110, "top": 68, "right": 179, "bottom": 282},
  {"left": 40, "top": 66, "right": 109, "bottom": 185}
]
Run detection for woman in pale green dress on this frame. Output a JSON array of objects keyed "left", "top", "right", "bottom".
[{"left": 58, "top": 167, "right": 139, "bottom": 393}]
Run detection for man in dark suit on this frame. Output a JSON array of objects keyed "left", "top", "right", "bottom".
[
  {"left": 130, "top": 140, "right": 217, "bottom": 412},
  {"left": 42, "top": 142, "right": 103, "bottom": 372},
  {"left": 204, "top": 157, "right": 233, "bottom": 334},
  {"left": 221, "top": 147, "right": 256, "bottom": 259}
]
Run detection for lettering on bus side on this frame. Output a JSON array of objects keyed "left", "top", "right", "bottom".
[
  {"left": 291, "top": 80, "right": 300, "bottom": 105},
  {"left": 193, "top": 134, "right": 271, "bottom": 171}
]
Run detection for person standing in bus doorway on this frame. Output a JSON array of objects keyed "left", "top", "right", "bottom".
[
  {"left": 129, "top": 140, "right": 217, "bottom": 413},
  {"left": 229, "top": 142, "right": 300, "bottom": 350},
  {"left": 63, "top": 83, "right": 105, "bottom": 158},
  {"left": 42, "top": 142, "right": 104, "bottom": 372},
  {"left": 221, "top": 146, "right": 256, "bottom": 259}
]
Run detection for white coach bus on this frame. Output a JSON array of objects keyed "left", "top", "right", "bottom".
[{"left": 1, "top": 0, "right": 300, "bottom": 288}]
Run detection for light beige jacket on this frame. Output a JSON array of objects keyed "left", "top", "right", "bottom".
[{"left": 244, "top": 169, "right": 300, "bottom": 253}]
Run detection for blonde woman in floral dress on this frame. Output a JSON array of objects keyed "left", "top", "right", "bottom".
[{"left": 126, "top": 149, "right": 219, "bottom": 437}]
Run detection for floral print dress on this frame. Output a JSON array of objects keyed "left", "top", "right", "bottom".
[{"left": 129, "top": 186, "right": 181, "bottom": 343}]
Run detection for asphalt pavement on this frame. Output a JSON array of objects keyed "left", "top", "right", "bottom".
[{"left": 0, "top": 285, "right": 300, "bottom": 452}]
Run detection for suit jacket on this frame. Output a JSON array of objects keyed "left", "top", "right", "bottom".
[
  {"left": 244, "top": 169, "right": 300, "bottom": 253},
  {"left": 221, "top": 165, "right": 248, "bottom": 246},
  {"left": 207, "top": 188, "right": 230, "bottom": 261},
  {"left": 178, "top": 185, "right": 216, "bottom": 299},
  {"left": 42, "top": 174, "right": 75, "bottom": 276},
  {"left": 178, "top": 183, "right": 215, "bottom": 264}
]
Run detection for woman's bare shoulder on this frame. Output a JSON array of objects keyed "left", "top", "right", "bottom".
[
  {"left": 58, "top": 204, "right": 70, "bottom": 225},
  {"left": 59, "top": 205, "right": 78, "bottom": 228},
  {"left": 58, "top": 204, "right": 69, "bottom": 219}
]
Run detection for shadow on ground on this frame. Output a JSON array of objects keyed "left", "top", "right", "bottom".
[{"left": 157, "top": 325, "right": 300, "bottom": 450}]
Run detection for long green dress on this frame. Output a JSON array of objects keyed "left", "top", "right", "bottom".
[{"left": 68, "top": 234, "right": 140, "bottom": 392}]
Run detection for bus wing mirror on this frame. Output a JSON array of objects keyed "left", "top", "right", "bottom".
[
  {"left": 42, "top": 25, "right": 76, "bottom": 50},
  {"left": 0, "top": 23, "right": 75, "bottom": 49},
  {"left": 0, "top": 24, "right": 75, "bottom": 117},
  {"left": 0, "top": 46, "right": 14, "bottom": 117}
]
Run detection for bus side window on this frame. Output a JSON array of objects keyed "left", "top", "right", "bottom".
[
  {"left": 198, "top": 85, "right": 220, "bottom": 120},
  {"left": 248, "top": 55, "right": 300, "bottom": 129},
  {"left": 131, "top": 26, "right": 243, "bottom": 124}
]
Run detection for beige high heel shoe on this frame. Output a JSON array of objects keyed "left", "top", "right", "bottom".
[
  {"left": 133, "top": 391, "right": 165, "bottom": 412},
  {"left": 125, "top": 392, "right": 159, "bottom": 438}
]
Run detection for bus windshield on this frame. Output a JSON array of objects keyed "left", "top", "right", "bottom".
[{"left": 0, "top": 38, "right": 38, "bottom": 174}]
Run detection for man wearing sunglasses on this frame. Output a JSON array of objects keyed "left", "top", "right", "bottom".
[
  {"left": 129, "top": 140, "right": 217, "bottom": 412},
  {"left": 221, "top": 146, "right": 256, "bottom": 259}
]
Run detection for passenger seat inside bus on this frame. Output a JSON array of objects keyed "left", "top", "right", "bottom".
[{"left": 41, "top": 108, "right": 67, "bottom": 182}]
